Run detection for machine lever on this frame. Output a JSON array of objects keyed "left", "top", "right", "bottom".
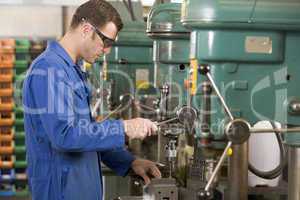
[
  {"left": 154, "top": 117, "right": 178, "bottom": 126},
  {"left": 250, "top": 127, "right": 300, "bottom": 134},
  {"left": 206, "top": 71, "right": 234, "bottom": 120},
  {"left": 98, "top": 104, "right": 123, "bottom": 123},
  {"left": 91, "top": 97, "right": 102, "bottom": 118},
  {"left": 198, "top": 65, "right": 236, "bottom": 191},
  {"left": 98, "top": 93, "right": 134, "bottom": 122},
  {"left": 188, "top": 64, "right": 237, "bottom": 192},
  {"left": 155, "top": 162, "right": 166, "bottom": 167},
  {"left": 204, "top": 141, "right": 232, "bottom": 192}
]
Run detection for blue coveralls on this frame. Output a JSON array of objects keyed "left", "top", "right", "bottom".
[{"left": 22, "top": 41, "right": 135, "bottom": 200}]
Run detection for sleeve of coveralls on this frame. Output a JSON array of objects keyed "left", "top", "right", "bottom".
[
  {"left": 100, "top": 148, "right": 135, "bottom": 176},
  {"left": 27, "top": 61, "right": 126, "bottom": 152}
]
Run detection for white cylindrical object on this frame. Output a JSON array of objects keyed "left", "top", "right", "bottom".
[{"left": 248, "top": 121, "right": 282, "bottom": 187}]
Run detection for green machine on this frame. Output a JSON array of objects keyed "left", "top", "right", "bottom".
[
  {"left": 181, "top": 0, "right": 300, "bottom": 200},
  {"left": 126, "top": 3, "right": 226, "bottom": 200},
  {"left": 146, "top": 2, "right": 191, "bottom": 175},
  {"left": 147, "top": 2, "right": 190, "bottom": 117},
  {"left": 88, "top": 13, "right": 156, "bottom": 199},
  {"left": 90, "top": 21, "right": 154, "bottom": 119},
  {"left": 146, "top": 4, "right": 228, "bottom": 200}
]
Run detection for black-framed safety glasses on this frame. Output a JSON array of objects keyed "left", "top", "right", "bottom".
[
  {"left": 91, "top": 24, "right": 115, "bottom": 48},
  {"left": 81, "top": 18, "right": 115, "bottom": 48}
]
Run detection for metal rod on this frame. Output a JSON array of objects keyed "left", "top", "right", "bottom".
[
  {"left": 91, "top": 97, "right": 102, "bottom": 117},
  {"left": 99, "top": 104, "right": 123, "bottom": 123},
  {"left": 138, "top": 103, "right": 156, "bottom": 111},
  {"left": 122, "top": 0, "right": 136, "bottom": 21},
  {"left": 206, "top": 72, "right": 234, "bottom": 120},
  {"left": 155, "top": 162, "right": 166, "bottom": 167},
  {"left": 250, "top": 127, "right": 300, "bottom": 133},
  {"left": 228, "top": 142, "right": 248, "bottom": 200},
  {"left": 155, "top": 117, "right": 178, "bottom": 126},
  {"left": 200, "top": 81, "right": 212, "bottom": 133},
  {"left": 288, "top": 146, "right": 300, "bottom": 200},
  {"left": 205, "top": 141, "right": 232, "bottom": 191}
]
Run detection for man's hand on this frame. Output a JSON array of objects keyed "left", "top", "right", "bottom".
[
  {"left": 123, "top": 118, "right": 158, "bottom": 139},
  {"left": 131, "top": 159, "right": 162, "bottom": 185}
]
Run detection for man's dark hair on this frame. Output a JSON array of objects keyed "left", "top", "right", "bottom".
[{"left": 71, "top": 0, "right": 123, "bottom": 31}]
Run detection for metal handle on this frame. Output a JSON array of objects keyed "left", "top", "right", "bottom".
[
  {"left": 98, "top": 104, "right": 123, "bottom": 123},
  {"left": 204, "top": 141, "right": 232, "bottom": 191},
  {"left": 206, "top": 72, "right": 234, "bottom": 121},
  {"left": 154, "top": 117, "right": 178, "bottom": 126},
  {"left": 91, "top": 97, "right": 102, "bottom": 117},
  {"left": 199, "top": 65, "right": 236, "bottom": 192},
  {"left": 250, "top": 127, "right": 300, "bottom": 134}
]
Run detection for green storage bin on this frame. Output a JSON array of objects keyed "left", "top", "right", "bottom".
[
  {"left": 14, "top": 60, "right": 29, "bottom": 75},
  {"left": 14, "top": 74, "right": 26, "bottom": 83},
  {"left": 14, "top": 108, "right": 23, "bottom": 119},
  {"left": 14, "top": 160, "right": 27, "bottom": 169},
  {"left": 14, "top": 133, "right": 25, "bottom": 145},
  {"left": 14, "top": 121, "right": 24, "bottom": 133},
  {"left": 15, "top": 39, "right": 30, "bottom": 54},
  {"left": 14, "top": 184, "right": 29, "bottom": 197},
  {"left": 14, "top": 107, "right": 24, "bottom": 129},
  {"left": 15, "top": 118, "right": 24, "bottom": 124},
  {"left": 14, "top": 89, "right": 23, "bottom": 106},
  {"left": 14, "top": 146, "right": 26, "bottom": 154},
  {"left": 14, "top": 132, "right": 25, "bottom": 140},
  {"left": 15, "top": 189, "right": 30, "bottom": 197}
]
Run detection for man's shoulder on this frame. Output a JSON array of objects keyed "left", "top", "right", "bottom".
[
  {"left": 26, "top": 49, "right": 70, "bottom": 83},
  {"left": 31, "top": 48, "right": 67, "bottom": 70}
]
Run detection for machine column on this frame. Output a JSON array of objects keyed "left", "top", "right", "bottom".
[
  {"left": 288, "top": 146, "right": 300, "bottom": 200},
  {"left": 228, "top": 142, "right": 248, "bottom": 200}
]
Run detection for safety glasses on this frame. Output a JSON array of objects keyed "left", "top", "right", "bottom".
[
  {"left": 91, "top": 24, "right": 115, "bottom": 48},
  {"left": 82, "top": 18, "right": 115, "bottom": 48}
]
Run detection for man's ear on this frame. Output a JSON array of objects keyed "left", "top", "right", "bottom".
[{"left": 81, "top": 23, "right": 92, "bottom": 38}]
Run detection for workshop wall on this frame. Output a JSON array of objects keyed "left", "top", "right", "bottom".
[{"left": 0, "top": 5, "right": 62, "bottom": 38}]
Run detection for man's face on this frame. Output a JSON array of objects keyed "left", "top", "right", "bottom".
[{"left": 80, "top": 21, "right": 118, "bottom": 64}]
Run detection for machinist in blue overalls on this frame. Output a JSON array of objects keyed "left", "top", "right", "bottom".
[{"left": 22, "top": 1, "right": 161, "bottom": 199}]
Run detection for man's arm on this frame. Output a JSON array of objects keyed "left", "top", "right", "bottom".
[
  {"left": 23, "top": 60, "right": 126, "bottom": 152},
  {"left": 100, "top": 148, "right": 135, "bottom": 176},
  {"left": 101, "top": 148, "right": 162, "bottom": 185}
]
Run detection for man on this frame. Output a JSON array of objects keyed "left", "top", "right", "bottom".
[{"left": 22, "top": 1, "right": 161, "bottom": 199}]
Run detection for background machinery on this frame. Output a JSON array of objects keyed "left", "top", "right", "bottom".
[
  {"left": 181, "top": 0, "right": 300, "bottom": 199},
  {"left": 87, "top": 0, "right": 300, "bottom": 200}
]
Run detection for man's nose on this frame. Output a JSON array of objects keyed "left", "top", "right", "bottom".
[{"left": 103, "top": 46, "right": 112, "bottom": 54}]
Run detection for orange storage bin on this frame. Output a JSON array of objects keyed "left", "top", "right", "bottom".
[
  {"left": 0, "top": 112, "right": 14, "bottom": 126},
  {"left": 0, "top": 77, "right": 13, "bottom": 83},
  {"left": 0, "top": 126, "right": 14, "bottom": 141},
  {"left": 0, "top": 74, "right": 13, "bottom": 82},
  {"left": 0, "top": 68, "right": 13, "bottom": 81},
  {"left": 0, "top": 39, "right": 15, "bottom": 54},
  {"left": 0, "top": 96, "right": 14, "bottom": 111},
  {"left": 0, "top": 88, "right": 13, "bottom": 97},
  {"left": 0, "top": 155, "right": 14, "bottom": 169},
  {"left": 0, "top": 140, "right": 14, "bottom": 154},
  {"left": 0, "top": 82, "right": 13, "bottom": 97},
  {"left": 0, "top": 54, "right": 15, "bottom": 68},
  {"left": 0, "top": 81, "right": 13, "bottom": 89}
]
